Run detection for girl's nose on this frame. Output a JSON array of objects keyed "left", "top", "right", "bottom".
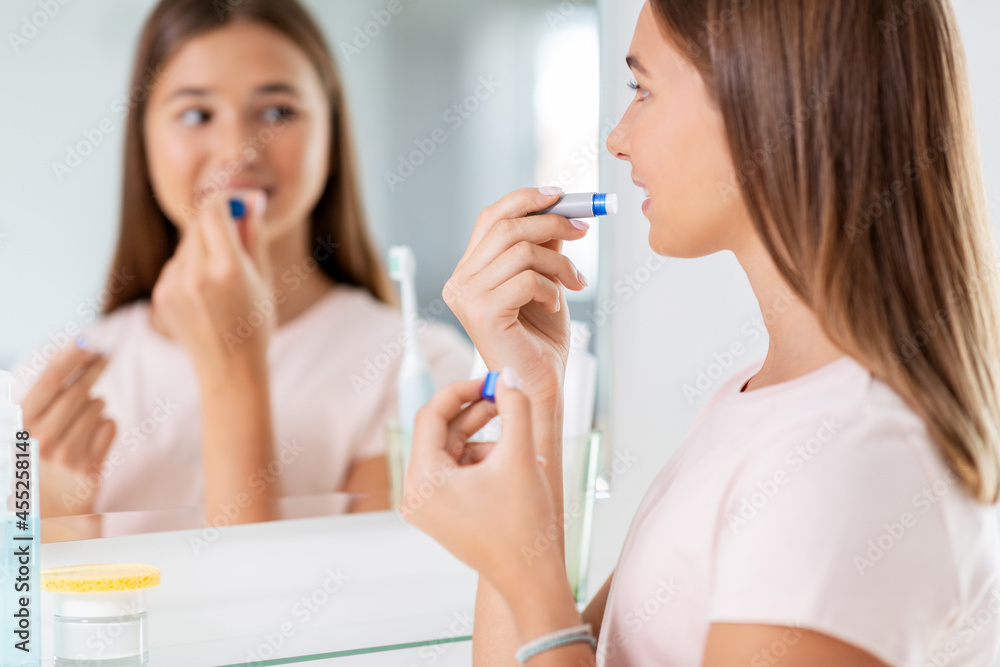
[{"left": 606, "top": 118, "right": 630, "bottom": 162}]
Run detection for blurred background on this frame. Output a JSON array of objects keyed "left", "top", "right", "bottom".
[{"left": 0, "top": 0, "right": 600, "bottom": 367}]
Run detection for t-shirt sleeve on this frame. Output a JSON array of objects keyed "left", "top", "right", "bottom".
[{"left": 707, "top": 416, "right": 960, "bottom": 667}]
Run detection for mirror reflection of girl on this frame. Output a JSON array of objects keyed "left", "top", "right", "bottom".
[
  {"left": 403, "top": 1, "right": 1000, "bottom": 665},
  {"left": 16, "top": 0, "right": 471, "bottom": 526}
]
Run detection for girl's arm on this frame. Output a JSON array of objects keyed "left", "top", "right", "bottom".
[
  {"left": 198, "top": 354, "right": 277, "bottom": 525},
  {"left": 702, "top": 624, "right": 889, "bottom": 667},
  {"left": 151, "top": 190, "right": 279, "bottom": 526},
  {"left": 402, "top": 376, "right": 598, "bottom": 667},
  {"left": 342, "top": 456, "right": 392, "bottom": 512},
  {"left": 473, "top": 393, "right": 570, "bottom": 667}
]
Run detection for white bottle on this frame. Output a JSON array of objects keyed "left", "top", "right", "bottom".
[{"left": 563, "top": 321, "right": 598, "bottom": 439}]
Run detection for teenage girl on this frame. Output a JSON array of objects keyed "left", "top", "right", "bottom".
[
  {"left": 14, "top": 0, "right": 471, "bottom": 526},
  {"left": 403, "top": 1, "right": 1000, "bottom": 665}
]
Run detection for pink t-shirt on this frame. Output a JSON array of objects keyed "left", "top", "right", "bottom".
[
  {"left": 12, "top": 284, "right": 472, "bottom": 517},
  {"left": 598, "top": 355, "right": 1000, "bottom": 667}
]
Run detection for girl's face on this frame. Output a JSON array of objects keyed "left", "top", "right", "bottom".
[
  {"left": 607, "top": 2, "right": 753, "bottom": 258},
  {"left": 144, "top": 21, "right": 331, "bottom": 243}
]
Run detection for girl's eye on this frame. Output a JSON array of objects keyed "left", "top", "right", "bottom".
[
  {"left": 627, "top": 80, "right": 649, "bottom": 99},
  {"left": 263, "top": 105, "right": 296, "bottom": 123},
  {"left": 179, "top": 108, "right": 210, "bottom": 126}
]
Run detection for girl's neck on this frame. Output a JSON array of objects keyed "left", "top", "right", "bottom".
[
  {"left": 736, "top": 241, "right": 845, "bottom": 392},
  {"left": 267, "top": 222, "right": 337, "bottom": 327}
]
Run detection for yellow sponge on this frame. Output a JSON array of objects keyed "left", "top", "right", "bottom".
[{"left": 41, "top": 563, "right": 161, "bottom": 594}]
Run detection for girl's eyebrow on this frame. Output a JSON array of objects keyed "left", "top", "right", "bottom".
[
  {"left": 164, "top": 82, "right": 301, "bottom": 102},
  {"left": 626, "top": 55, "right": 649, "bottom": 76}
]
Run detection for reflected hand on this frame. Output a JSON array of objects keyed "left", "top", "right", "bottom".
[
  {"left": 443, "top": 187, "right": 589, "bottom": 406},
  {"left": 151, "top": 189, "right": 273, "bottom": 375},
  {"left": 400, "top": 369, "right": 561, "bottom": 602},
  {"left": 21, "top": 343, "right": 117, "bottom": 515}
]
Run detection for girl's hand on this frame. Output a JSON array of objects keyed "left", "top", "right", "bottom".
[
  {"left": 21, "top": 343, "right": 117, "bottom": 515},
  {"left": 443, "top": 187, "right": 589, "bottom": 406},
  {"left": 151, "top": 189, "right": 273, "bottom": 375},
  {"left": 400, "top": 369, "right": 566, "bottom": 602}
]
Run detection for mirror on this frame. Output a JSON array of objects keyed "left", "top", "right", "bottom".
[{"left": 0, "top": 0, "right": 601, "bottom": 540}]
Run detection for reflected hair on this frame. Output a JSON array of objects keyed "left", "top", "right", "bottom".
[
  {"left": 104, "top": 0, "right": 395, "bottom": 311},
  {"left": 651, "top": 0, "right": 1000, "bottom": 502}
]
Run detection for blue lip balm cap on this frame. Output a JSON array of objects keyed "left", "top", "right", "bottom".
[
  {"left": 592, "top": 193, "right": 608, "bottom": 217},
  {"left": 481, "top": 371, "right": 500, "bottom": 403},
  {"left": 229, "top": 199, "right": 246, "bottom": 220}
]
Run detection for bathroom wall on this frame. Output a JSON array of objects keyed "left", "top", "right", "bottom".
[{"left": 591, "top": 0, "right": 1000, "bottom": 623}]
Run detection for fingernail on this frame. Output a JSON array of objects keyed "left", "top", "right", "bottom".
[
  {"left": 75, "top": 337, "right": 89, "bottom": 349},
  {"left": 538, "top": 186, "right": 563, "bottom": 196},
  {"left": 577, "top": 269, "right": 589, "bottom": 287},
  {"left": 254, "top": 190, "right": 267, "bottom": 217},
  {"left": 501, "top": 366, "right": 521, "bottom": 390},
  {"left": 569, "top": 218, "right": 590, "bottom": 231}
]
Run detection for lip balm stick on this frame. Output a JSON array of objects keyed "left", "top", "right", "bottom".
[{"left": 530, "top": 192, "right": 619, "bottom": 219}]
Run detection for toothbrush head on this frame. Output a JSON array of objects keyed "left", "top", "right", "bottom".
[{"left": 388, "top": 245, "right": 416, "bottom": 283}]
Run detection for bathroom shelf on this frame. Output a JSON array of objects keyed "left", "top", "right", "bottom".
[{"left": 40, "top": 510, "right": 478, "bottom": 665}]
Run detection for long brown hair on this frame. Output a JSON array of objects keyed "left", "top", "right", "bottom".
[
  {"left": 104, "top": 0, "right": 395, "bottom": 311},
  {"left": 653, "top": 0, "right": 1000, "bottom": 503}
]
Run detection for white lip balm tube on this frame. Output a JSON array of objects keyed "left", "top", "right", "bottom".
[{"left": 530, "top": 192, "right": 619, "bottom": 219}]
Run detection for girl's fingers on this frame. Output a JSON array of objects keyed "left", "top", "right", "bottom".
[
  {"left": 34, "top": 357, "right": 109, "bottom": 444},
  {"left": 21, "top": 346, "right": 100, "bottom": 423},
  {"left": 87, "top": 418, "right": 117, "bottom": 470},
  {"left": 444, "top": 399, "right": 499, "bottom": 460},
  {"left": 197, "top": 193, "right": 244, "bottom": 266},
  {"left": 475, "top": 242, "right": 586, "bottom": 293},
  {"left": 57, "top": 398, "right": 106, "bottom": 466},
  {"left": 484, "top": 270, "right": 563, "bottom": 316},
  {"left": 458, "top": 441, "right": 495, "bottom": 466},
  {"left": 459, "top": 213, "right": 587, "bottom": 278},
  {"left": 410, "top": 379, "right": 488, "bottom": 468},
  {"left": 240, "top": 190, "right": 272, "bottom": 282},
  {"left": 493, "top": 368, "right": 536, "bottom": 466},
  {"left": 464, "top": 187, "right": 564, "bottom": 257}
]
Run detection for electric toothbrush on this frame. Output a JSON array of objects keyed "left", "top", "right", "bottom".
[{"left": 388, "top": 246, "right": 435, "bottom": 471}]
